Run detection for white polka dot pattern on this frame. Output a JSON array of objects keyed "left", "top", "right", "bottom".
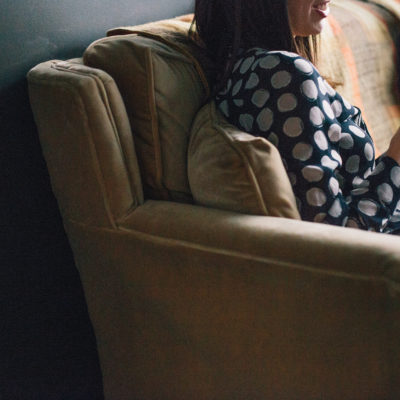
[
  {"left": 328, "top": 198, "right": 342, "bottom": 217},
  {"left": 317, "top": 77, "right": 327, "bottom": 95},
  {"left": 251, "top": 59, "right": 261, "bottom": 71},
  {"left": 339, "top": 133, "right": 353, "bottom": 149},
  {"left": 321, "top": 155, "right": 338, "bottom": 170},
  {"left": 314, "top": 130, "right": 328, "bottom": 150},
  {"left": 277, "top": 93, "right": 297, "bottom": 112},
  {"left": 352, "top": 176, "right": 369, "bottom": 188},
  {"left": 251, "top": 89, "right": 270, "bottom": 108},
  {"left": 330, "top": 150, "right": 342, "bottom": 165},
  {"left": 215, "top": 48, "right": 400, "bottom": 233},
  {"left": 358, "top": 200, "right": 378, "bottom": 216},
  {"left": 349, "top": 125, "right": 365, "bottom": 138},
  {"left": 309, "top": 106, "right": 325, "bottom": 127},
  {"left": 322, "top": 100, "right": 335, "bottom": 120},
  {"left": 391, "top": 166, "right": 400, "bottom": 187},
  {"left": 271, "top": 71, "right": 292, "bottom": 89},
  {"left": 283, "top": 117, "right": 303, "bottom": 137},
  {"left": 245, "top": 73, "right": 260, "bottom": 89},
  {"left": 260, "top": 55, "right": 280, "bottom": 69},
  {"left": 329, "top": 177, "right": 339, "bottom": 196},
  {"left": 352, "top": 187, "right": 369, "bottom": 196},
  {"left": 345, "top": 155, "right": 360, "bottom": 174},
  {"left": 371, "top": 161, "right": 385, "bottom": 176},
  {"left": 292, "top": 143, "right": 313, "bottom": 161},
  {"left": 331, "top": 100, "right": 342, "bottom": 118},
  {"left": 234, "top": 99, "right": 244, "bottom": 107},
  {"left": 306, "top": 188, "right": 327, "bottom": 206},
  {"left": 239, "top": 114, "right": 254, "bottom": 131},
  {"left": 364, "top": 143, "right": 374, "bottom": 161},
  {"left": 328, "top": 124, "right": 341, "bottom": 142},
  {"left": 377, "top": 183, "right": 393, "bottom": 203},
  {"left": 240, "top": 56, "right": 255, "bottom": 74},
  {"left": 256, "top": 108, "right": 274, "bottom": 131},
  {"left": 294, "top": 58, "right": 313, "bottom": 74},
  {"left": 390, "top": 215, "right": 400, "bottom": 223},
  {"left": 219, "top": 100, "right": 229, "bottom": 117},
  {"left": 232, "top": 80, "right": 242, "bottom": 96},
  {"left": 363, "top": 167, "right": 372, "bottom": 179},
  {"left": 232, "top": 59, "right": 242, "bottom": 72},
  {"left": 302, "top": 166, "right": 324, "bottom": 182},
  {"left": 301, "top": 80, "right": 318, "bottom": 100}
]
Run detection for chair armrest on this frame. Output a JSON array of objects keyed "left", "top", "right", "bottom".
[
  {"left": 122, "top": 200, "right": 400, "bottom": 281},
  {"left": 66, "top": 201, "right": 400, "bottom": 399},
  {"left": 28, "top": 60, "right": 143, "bottom": 227}
]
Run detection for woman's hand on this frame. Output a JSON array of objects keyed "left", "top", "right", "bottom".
[{"left": 386, "top": 126, "right": 400, "bottom": 164}]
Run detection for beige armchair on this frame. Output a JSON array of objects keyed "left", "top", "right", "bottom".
[{"left": 28, "top": 3, "right": 400, "bottom": 399}]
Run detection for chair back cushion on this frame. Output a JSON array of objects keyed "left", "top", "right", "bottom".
[
  {"left": 188, "top": 101, "right": 301, "bottom": 219},
  {"left": 84, "top": 20, "right": 210, "bottom": 201}
]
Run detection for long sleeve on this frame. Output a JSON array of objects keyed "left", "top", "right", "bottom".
[{"left": 215, "top": 48, "right": 400, "bottom": 232}]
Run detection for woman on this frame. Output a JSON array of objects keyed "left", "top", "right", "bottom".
[{"left": 192, "top": 0, "right": 400, "bottom": 233}]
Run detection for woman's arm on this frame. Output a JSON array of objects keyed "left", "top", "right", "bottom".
[{"left": 216, "top": 49, "right": 400, "bottom": 232}]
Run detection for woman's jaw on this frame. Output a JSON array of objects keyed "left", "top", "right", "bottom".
[{"left": 288, "top": 0, "right": 331, "bottom": 37}]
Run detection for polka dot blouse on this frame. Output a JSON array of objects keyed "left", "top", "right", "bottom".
[{"left": 215, "top": 48, "right": 400, "bottom": 233}]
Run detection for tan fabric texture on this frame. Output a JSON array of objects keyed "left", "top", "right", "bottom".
[
  {"left": 65, "top": 201, "right": 400, "bottom": 400},
  {"left": 188, "top": 101, "right": 300, "bottom": 219},
  {"left": 106, "top": 16, "right": 193, "bottom": 38},
  {"left": 107, "top": 19, "right": 215, "bottom": 87},
  {"left": 28, "top": 60, "right": 143, "bottom": 227},
  {"left": 83, "top": 23, "right": 209, "bottom": 202}
]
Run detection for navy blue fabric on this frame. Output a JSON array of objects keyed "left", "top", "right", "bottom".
[{"left": 216, "top": 48, "right": 400, "bottom": 233}]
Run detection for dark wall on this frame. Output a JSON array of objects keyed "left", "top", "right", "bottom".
[{"left": 0, "top": 0, "right": 193, "bottom": 398}]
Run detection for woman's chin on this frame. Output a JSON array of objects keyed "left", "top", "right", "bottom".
[
  {"left": 311, "top": 20, "right": 327, "bottom": 35},
  {"left": 293, "top": 20, "right": 327, "bottom": 37}
]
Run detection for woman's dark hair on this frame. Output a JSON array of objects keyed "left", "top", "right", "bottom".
[{"left": 190, "top": 0, "right": 319, "bottom": 93}]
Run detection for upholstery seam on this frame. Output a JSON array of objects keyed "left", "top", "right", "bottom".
[
  {"left": 29, "top": 77, "right": 115, "bottom": 228},
  {"left": 129, "top": 31, "right": 210, "bottom": 97},
  {"left": 145, "top": 48, "right": 167, "bottom": 197},
  {"left": 66, "top": 217, "right": 399, "bottom": 285},
  {"left": 38, "top": 64, "right": 117, "bottom": 227},
  {"left": 53, "top": 63, "right": 138, "bottom": 214}
]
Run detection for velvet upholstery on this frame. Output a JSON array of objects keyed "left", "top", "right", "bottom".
[
  {"left": 188, "top": 101, "right": 300, "bottom": 218},
  {"left": 84, "top": 20, "right": 208, "bottom": 201}
]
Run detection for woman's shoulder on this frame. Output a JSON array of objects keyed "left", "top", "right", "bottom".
[
  {"left": 234, "top": 47, "right": 319, "bottom": 77},
  {"left": 246, "top": 47, "right": 301, "bottom": 59}
]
